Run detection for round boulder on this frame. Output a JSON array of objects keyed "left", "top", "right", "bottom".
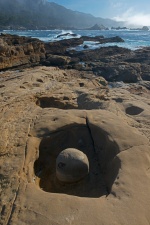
[{"left": 56, "top": 148, "right": 89, "bottom": 183}]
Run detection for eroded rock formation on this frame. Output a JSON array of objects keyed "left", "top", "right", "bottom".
[
  {"left": 0, "top": 33, "right": 45, "bottom": 70},
  {"left": 0, "top": 66, "right": 150, "bottom": 225},
  {"left": 1, "top": 33, "right": 150, "bottom": 85}
]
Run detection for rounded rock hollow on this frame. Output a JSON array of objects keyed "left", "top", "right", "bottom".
[{"left": 56, "top": 148, "right": 89, "bottom": 183}]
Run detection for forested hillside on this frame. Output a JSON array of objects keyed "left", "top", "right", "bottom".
[{"left": 0, "top": 0, "right": 122, "bottom": 30}]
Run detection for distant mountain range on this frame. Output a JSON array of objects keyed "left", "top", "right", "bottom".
[{"left": 0, "top": 0, "right": 124, "bottom": 30}]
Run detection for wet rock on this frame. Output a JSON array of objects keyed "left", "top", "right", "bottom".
[
  {"left": 44, "top": 54, "right": 71, "bottom": 66},
  {"left": 93, "top": 63, "right": 142, "bottom": 83},
  {"left": 56, "top": 33, "right": 78, "bottom": 38},
  {"left": 83, "top": 45, "right": 88, "bottom": 49},
  {"left": 44, "top": 36, "right": 124, "bottom": 56},
  {"left": 87, "top": 24, "right": 108, "bottom": 30}
]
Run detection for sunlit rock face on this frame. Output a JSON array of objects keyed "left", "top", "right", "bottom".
[{"left": 56, "top": 148, "right": 89, "bottom": 183}]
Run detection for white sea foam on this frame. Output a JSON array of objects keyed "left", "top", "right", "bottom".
[{"left": 53, "top": 30, "right": 81, "bottom": 40}]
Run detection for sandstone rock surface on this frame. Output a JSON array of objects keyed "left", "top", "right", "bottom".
[
  {"left": 56, "top": 148, "right": 89, "bottom": 183},
  {"left": 0, "top": 65, "right": 150, "bottom": 225},
  {"left": 0, "top": 34, "right": 45, "bottom": 70}
]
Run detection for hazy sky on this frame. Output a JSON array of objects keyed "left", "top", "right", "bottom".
[{"left": 49, "top": 0, "right": 150, "bottom": 26}]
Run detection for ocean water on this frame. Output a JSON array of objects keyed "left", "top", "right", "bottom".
[{"left": 2, "top": 29, "right": 150, "bottom": 50}]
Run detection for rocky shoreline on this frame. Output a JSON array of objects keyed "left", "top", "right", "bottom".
[
  {"left": 0, "top": 33, "right": 150, "bottom": 225},
  {"left": 0, "top": 33, "right": 150, "bottom": 86}
]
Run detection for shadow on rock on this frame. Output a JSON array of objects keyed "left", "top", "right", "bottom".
[{"left": 34, "top": 123, "right": 121, "bottom": 198}]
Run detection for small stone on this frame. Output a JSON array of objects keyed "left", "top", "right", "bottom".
[{"left": 56, "top": 148, "right": 89, "bottom": 183}]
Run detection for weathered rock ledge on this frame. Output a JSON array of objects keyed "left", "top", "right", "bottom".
[
  {"left": 0, "top": 33, "right": 46, "bottom": 70},
  {"left": 0, "top": 33, "right": 150, "bottom": 86}
]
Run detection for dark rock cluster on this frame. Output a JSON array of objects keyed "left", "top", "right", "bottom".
[{"left": 0, "top": 33, "right": 150, "bottom": 85}]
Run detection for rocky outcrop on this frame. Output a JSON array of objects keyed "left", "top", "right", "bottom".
[
  {"left": 66, "top": 45, "right": 150, "bottom": 83},
  {"left": 43, "top": 54, "right": 71, "bottom": 66},
  {"left": 87, "top": 24, "right": 108, "bottom": 30},
  {"left": 111, "top": 26, "right": 128, "bottom": 30},
  {"left": 45, "top": 35, "right": 124, "bottom": 55},
  {"left": 1, "top": 33, "right": 150, "bottom": 84},
  {"left": 130, "top": 26, "right": 149, "bottom": 31},
  {"left": 92, "top": 62, "right": 142, "bottom": 83},
  {"left": 0, "top": 33, "right": 124, "bottom": 70},
  {"left": 56, "top": 33, "right": 78, "bottom": 38},
  {"left": 0, "top": 34, "right": 45, "bottom": 70},
  {"left": 141, "top": 26, "right": 149, "bottom": 31}
]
